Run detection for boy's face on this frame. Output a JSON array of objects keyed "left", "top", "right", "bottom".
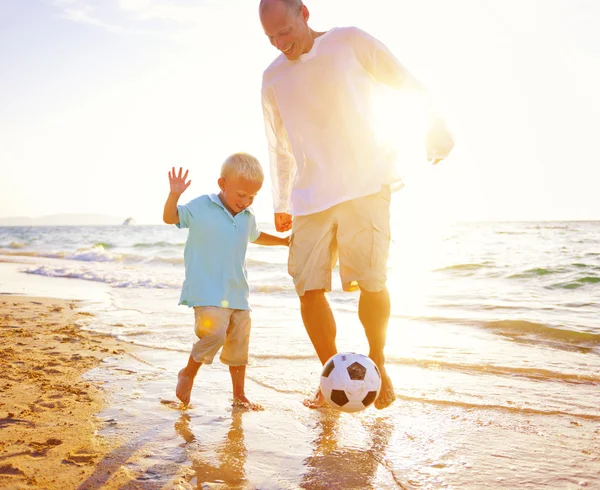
[{"left": 218, "top": 176, "right": 262, "bottom": 216}]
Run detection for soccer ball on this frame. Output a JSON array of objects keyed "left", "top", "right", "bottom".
[{"left": 319, "top": 352, "right": 382, "bottom": 413}]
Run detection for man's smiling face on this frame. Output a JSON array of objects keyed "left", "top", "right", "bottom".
[{"left": 260, "top": 0, "right": 311, "bottom": 61}]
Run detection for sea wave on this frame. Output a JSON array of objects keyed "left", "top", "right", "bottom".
[
  {"left": 384, "top": 357, "right": 600, "bottom": 385},
  {"left": 435, "top": 263, "right": 490, "bottom": 273},
  {"left": 508, "top": 267, "right": 562, "bottom": 278},
  {"left": 407, "top": 316, "right": 600, "bottom": 349},
  {"left": 23, "top": 265, "right": 180, "bottom": 289},
  {"left": 483, "top": 319, "right": 600, "bottom": 345},
  {"left": 8, "top": 241, "right": 28, "bottom": 249},
  {"left": 133, "top": 241, "right": 185, "bottom": 248},
  {"left": 0, "top": 248, "right": 289, "bottom": 270},
  {"left": 395, "top": 395, "right": 600, "bottom": 421},
  {"left": 551, "top": 276, "right": 600, "bottom": 289},
  {"left": 508, "top": 263, "right": 600, "bottom": 280},
  {"left": 0, "top": 247, "right": 184, "bottom": 266}
]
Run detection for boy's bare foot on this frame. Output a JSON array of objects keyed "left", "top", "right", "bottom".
[
  {"left": 174, "top": 413, "right": 195, "bottom": 443},
  {"left": 374, "top": 370, "right": 396, "bottom": 410},
  {"left": 303, "top": 389, "right": 329, "bottom": 409},
  {"left": 176, "top": 368, "right": 195, "bottom": 406},
  {"left": 232, "top": 395, "right": 263, "bottom": 411}
]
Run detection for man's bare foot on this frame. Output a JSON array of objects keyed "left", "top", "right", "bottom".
[
  {"left": 374, "top": 370, "right": 396, "bottom": 410},
  {"left": 303, "top": 389, "right": 329, "bottom": 409},
  {"left": 176, "top": 368, "right": 195, "bottom": 406},
  {"left": 232, "top": 395, "right": 263, "bottom": 411}
]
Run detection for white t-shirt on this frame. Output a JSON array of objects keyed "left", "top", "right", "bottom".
[{"left": 262, "top": 26, "right": 453, "bottom": 217}]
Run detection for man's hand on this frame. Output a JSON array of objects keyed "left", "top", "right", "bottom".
[
  {"left": 274, "top": 212, "right": 292, "bottom": 232},
  {"left": 426, "top": 117, "right": 454, "bottom": 164},
  {"left": 169, "top": 167, "right": 191, "bottom": 196}
]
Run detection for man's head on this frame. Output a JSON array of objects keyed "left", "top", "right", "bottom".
[
  {"left": 259, "top": 0, "right": 312, "bottom": 61},
  {"left": 218, "top": 153, "right": 264, "bottom": 215}
]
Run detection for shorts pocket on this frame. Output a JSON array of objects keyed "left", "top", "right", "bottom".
[
  {"left": 287, "top": 232, "right": 296, "bottom": 278},
  {"left": 371, "top": 221, "right": 390, "bottom": 272}
]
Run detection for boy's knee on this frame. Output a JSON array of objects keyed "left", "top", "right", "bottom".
[{"left": 198, "top": 328, "right": 227, "bottom": 345}]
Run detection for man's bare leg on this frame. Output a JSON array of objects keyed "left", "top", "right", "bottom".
[
  {"left": 230, "top": 365, "right": 263, "bottom": 411},
  {"left": 358, "top": 287, "right": 395, "bottom": 409},
  {"left": 177, "top": 355, "right": 201, "bottom": 406},
  {"left": 299, "top": 289, "right": 338, "bottom": 408}
]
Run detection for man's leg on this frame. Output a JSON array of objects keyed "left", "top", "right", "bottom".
[
  {"left": 358, "top": 287, "right": 395, "bottom": 409},
  {"left": 300, "top": 290, "right": 337, "bottom": 364},
  {"left": 299, "top": 289, "right": 337, "bottom": 408}
]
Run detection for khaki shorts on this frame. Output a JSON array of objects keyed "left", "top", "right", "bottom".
[
  {"left": 289, "top": 186, "right": 391, "bottom": 296},
  {"left": 191, "top": 307, "right": 251, "bottom": 366}
]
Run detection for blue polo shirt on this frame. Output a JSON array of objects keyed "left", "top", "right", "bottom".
[{"left": 176, "top": 194, "right": 260, "bottom": 310}]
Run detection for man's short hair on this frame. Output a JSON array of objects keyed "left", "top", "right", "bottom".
[
  {"left": 220, "top": 153, "right": 264, "bottom": 182},
  {"left": 259, "top": 0, "right": 303, "bottom": 15}
]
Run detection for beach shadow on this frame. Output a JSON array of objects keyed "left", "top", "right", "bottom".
[
  {"left": 300, "top": 411, "right": 404, "bottom": 490},
  {"left": 175, "top": 408, "right": 248, "bottom": 489}
]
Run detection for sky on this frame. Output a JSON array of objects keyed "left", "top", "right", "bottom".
[{"left": 1, "top": 0, "right": 600, "bottom": 224}]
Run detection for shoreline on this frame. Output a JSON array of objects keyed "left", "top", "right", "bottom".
[{"left": 0, "top": 294, "right": 154, "bottom": 489}]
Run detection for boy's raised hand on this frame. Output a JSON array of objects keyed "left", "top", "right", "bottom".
[{"left": 169, "top": 167, "right": 191, "bottom": 195}]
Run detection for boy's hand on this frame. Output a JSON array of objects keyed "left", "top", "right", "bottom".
[
  {"left": 274, "top": 212, "right": 292, "bottom": 232},
  {"left": 169, "top": 167, "right": 191, "bottom": 195}
]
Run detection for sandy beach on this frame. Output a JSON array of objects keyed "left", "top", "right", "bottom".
[{"left": 0, "top": 295, "right": 168, "bottom": 489}]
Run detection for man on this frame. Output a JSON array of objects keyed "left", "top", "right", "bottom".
[{"left": 259, "top": 0, "right": 454, "bottom": 409}]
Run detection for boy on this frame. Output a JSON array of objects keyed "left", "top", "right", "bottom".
[{"left": 163, "top": 152, "right": 288, "bottom": 410}]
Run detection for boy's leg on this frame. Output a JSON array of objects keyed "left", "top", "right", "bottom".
[
  {"left": 229, "top": 365, "right": 262, "bottom": 410},
  {"left": 176, "top": 355, "right": 202, "bottom": 405},
  {"left": 220, "top": 310, "right": 262, "bottom": 410},
  {"left": 176, "top": 307, "right": 230, "bottom": 406}
]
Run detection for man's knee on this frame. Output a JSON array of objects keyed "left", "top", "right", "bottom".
[
  {"left": 359, "top": 286, "right": 389, "bottom": 299},
  {"left": 299, "top": 289, "right": 327, "bottom": 307}
]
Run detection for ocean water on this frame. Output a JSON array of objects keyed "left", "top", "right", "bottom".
[{"left": 1, "top": 219, "right": 599, "bottom": 489}]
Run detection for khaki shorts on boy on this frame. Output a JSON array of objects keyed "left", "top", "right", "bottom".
[
  {"left": 191, "top": 307, "right": 251, "bottom": 366},
  {"left": 289, "top": 185, "right": 391, "bottom": 296}
]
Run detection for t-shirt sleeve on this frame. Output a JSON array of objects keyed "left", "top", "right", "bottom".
[
  {"left": 350, "top": 27, "right": 422, "bottom": 90},
  {"left": 261, "top": 82, "right": 296, "bottom": 214},
  {"left": 248, "top": 214, "right": 261, "bottom": 243},
  {"left": 176, "top": 200, "right": 195, "bottom": 229}
]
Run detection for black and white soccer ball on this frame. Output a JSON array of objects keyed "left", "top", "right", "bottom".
[{"left": 319, "top": 352, "right": 382, "bottom": 413}]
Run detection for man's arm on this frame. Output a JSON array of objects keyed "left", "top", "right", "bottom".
[
  {"left": 351, "top": 28, "right": 454, "bottom": 162},
  {"left": 163, "top": 167, "right": 191, "bottom": 225},
  {"left": 252, "top": 232, "right": 290, "bottom": 247},
  {"left": 262, "top": 84, "right": 296, "bottom": 231}
]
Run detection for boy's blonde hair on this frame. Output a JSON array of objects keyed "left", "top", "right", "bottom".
[{"left": 220, "top": 152, "right": 264, "bottom": 182}]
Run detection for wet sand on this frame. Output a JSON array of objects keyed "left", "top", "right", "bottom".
[{"left": 0, "top": 295, "right": 152, "bottom": 489}]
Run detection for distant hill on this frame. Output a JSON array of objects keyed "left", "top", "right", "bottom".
[{"left": 0, "top": 214, "right": 128, "bottom": 226}]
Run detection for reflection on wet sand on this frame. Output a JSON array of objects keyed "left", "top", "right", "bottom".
[
  {"left": 175, "top": 409, "right": 247, "bottom": 489},
  {"left": 301, "top": 411, "right": 401, "bottom": 490}
]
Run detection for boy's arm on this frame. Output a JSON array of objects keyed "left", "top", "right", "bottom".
[
  {"left": 163, "top": 167, "right": 191, "bottom": 225},
  {"left": 163, "top": 192, "right": 181, "bottom": 225},
  {"left": 252, "top": 232, "right": 290, "bottom": 247}
]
